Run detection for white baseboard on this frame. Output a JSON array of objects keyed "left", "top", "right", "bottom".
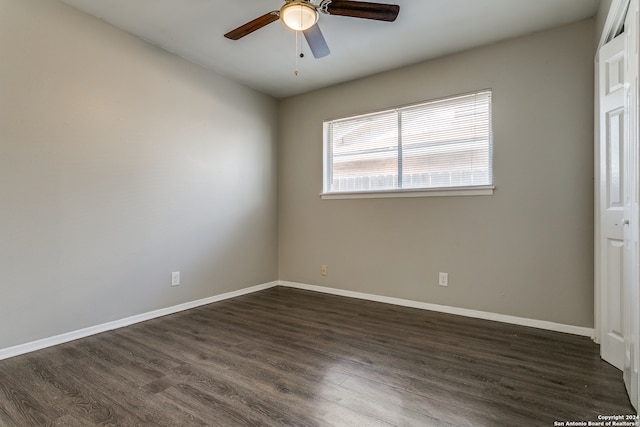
[
  {"left": 0, "top": 281, "right": 279, "bottom": 361},
  {"left": 278, "top": 281, "right": 595, "bottom": 338},
  {"left": 0, "top": 279, "right": 595, "bottom": 361}
]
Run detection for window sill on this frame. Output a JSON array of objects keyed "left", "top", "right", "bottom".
[{"left": 320, "top": 186, "right": 495, "bottom": 200}]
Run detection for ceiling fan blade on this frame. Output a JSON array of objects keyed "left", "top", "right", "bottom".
[
  {"left": 326, "top": 0, "right": 400, "bottom": 22},
  {"left": 303, "top": 24, "right": 330, "bottom": 58},
  {"left": 224, "top": 11, "right": 280, "bottom": 40}
]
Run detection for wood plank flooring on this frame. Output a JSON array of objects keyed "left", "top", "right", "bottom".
[{"left": 0, "top": 286, "right": 634, "bottom": 426}]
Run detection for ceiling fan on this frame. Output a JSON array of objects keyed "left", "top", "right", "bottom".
[{"left": 224, "top": 0, "right": 400, "bottom": 59}]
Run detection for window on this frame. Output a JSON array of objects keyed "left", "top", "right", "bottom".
[{"left": 322, "top": 90, "right": 493, "bottom": 198}]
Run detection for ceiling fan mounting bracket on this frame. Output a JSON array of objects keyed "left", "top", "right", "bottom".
[{"left": 318, "top": 0, "right": 332, "bottom": 15}]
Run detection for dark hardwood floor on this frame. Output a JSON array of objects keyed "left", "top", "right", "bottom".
[{"left": 0, "top": 286, "right": 634, "bottom": 426}]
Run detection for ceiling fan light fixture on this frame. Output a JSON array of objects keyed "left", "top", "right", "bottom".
[{"left": 281, "top": 2, "right": 318, "bottom": 31}]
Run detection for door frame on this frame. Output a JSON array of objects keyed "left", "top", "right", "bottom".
[{"left": 599, "top": 0, "right": 632, "bottom": 48}]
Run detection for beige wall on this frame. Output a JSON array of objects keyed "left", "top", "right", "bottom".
[
  {"left": 0, "top": 0, "right": 597, "bottom": 352},
  {"left": 279, "top": 19, "right": 596, "bottom": 327},
  {"left": 0, "top": 0, "right": 278, "bottom": 349}
]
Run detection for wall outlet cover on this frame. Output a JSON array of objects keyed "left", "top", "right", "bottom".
[
  {"left": 171, "top": 271, "right": 180, "bottom": 286},
  {"left": 439, "top": 272, "right": 448, "bottom": 287}
]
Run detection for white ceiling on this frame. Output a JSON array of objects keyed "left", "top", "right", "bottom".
[{"left": 58, "top": 0, "right": 600, "bottom": 98}]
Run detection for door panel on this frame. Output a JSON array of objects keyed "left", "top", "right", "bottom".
[
  {"left": 598, "top": 0, "right": 640, "bottom": 411},
  {"left": 599, "top": 34, "right": 626, "bottom": 371},
  {"left": 607, "top": 108, "right": 625, "bottom": 208},
  {"left": 605, "top": 238, "right": 625, "bottom": 366}
]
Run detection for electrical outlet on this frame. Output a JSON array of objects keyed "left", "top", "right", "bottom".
[
  {"left": 171, "top": 271, "right": 180, "bottom": 287},
  {"left": 439, "top": 272, "right": 448, "bottom": 287},
  {"left": 321, "top": 265, "right": 328, "bottom": 276}
]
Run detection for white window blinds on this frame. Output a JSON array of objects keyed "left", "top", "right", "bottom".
[{"left": 324, "top": 90, "right": 493, "bottom": 194}]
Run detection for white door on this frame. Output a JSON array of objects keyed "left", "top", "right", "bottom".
[
  {"left": 623, "top": 0, "right": 639, "bottom": 410},
  {"left": 598, "top": 33, "right": 627, "bottom": 371}
]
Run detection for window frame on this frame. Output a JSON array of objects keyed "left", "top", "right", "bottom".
[{"left": 321, "top": 90, "right": 495, "bottom": 200}]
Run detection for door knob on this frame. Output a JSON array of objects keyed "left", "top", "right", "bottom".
[{"left": 623, "top": 219, "right": 630, "bottom": 225}]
